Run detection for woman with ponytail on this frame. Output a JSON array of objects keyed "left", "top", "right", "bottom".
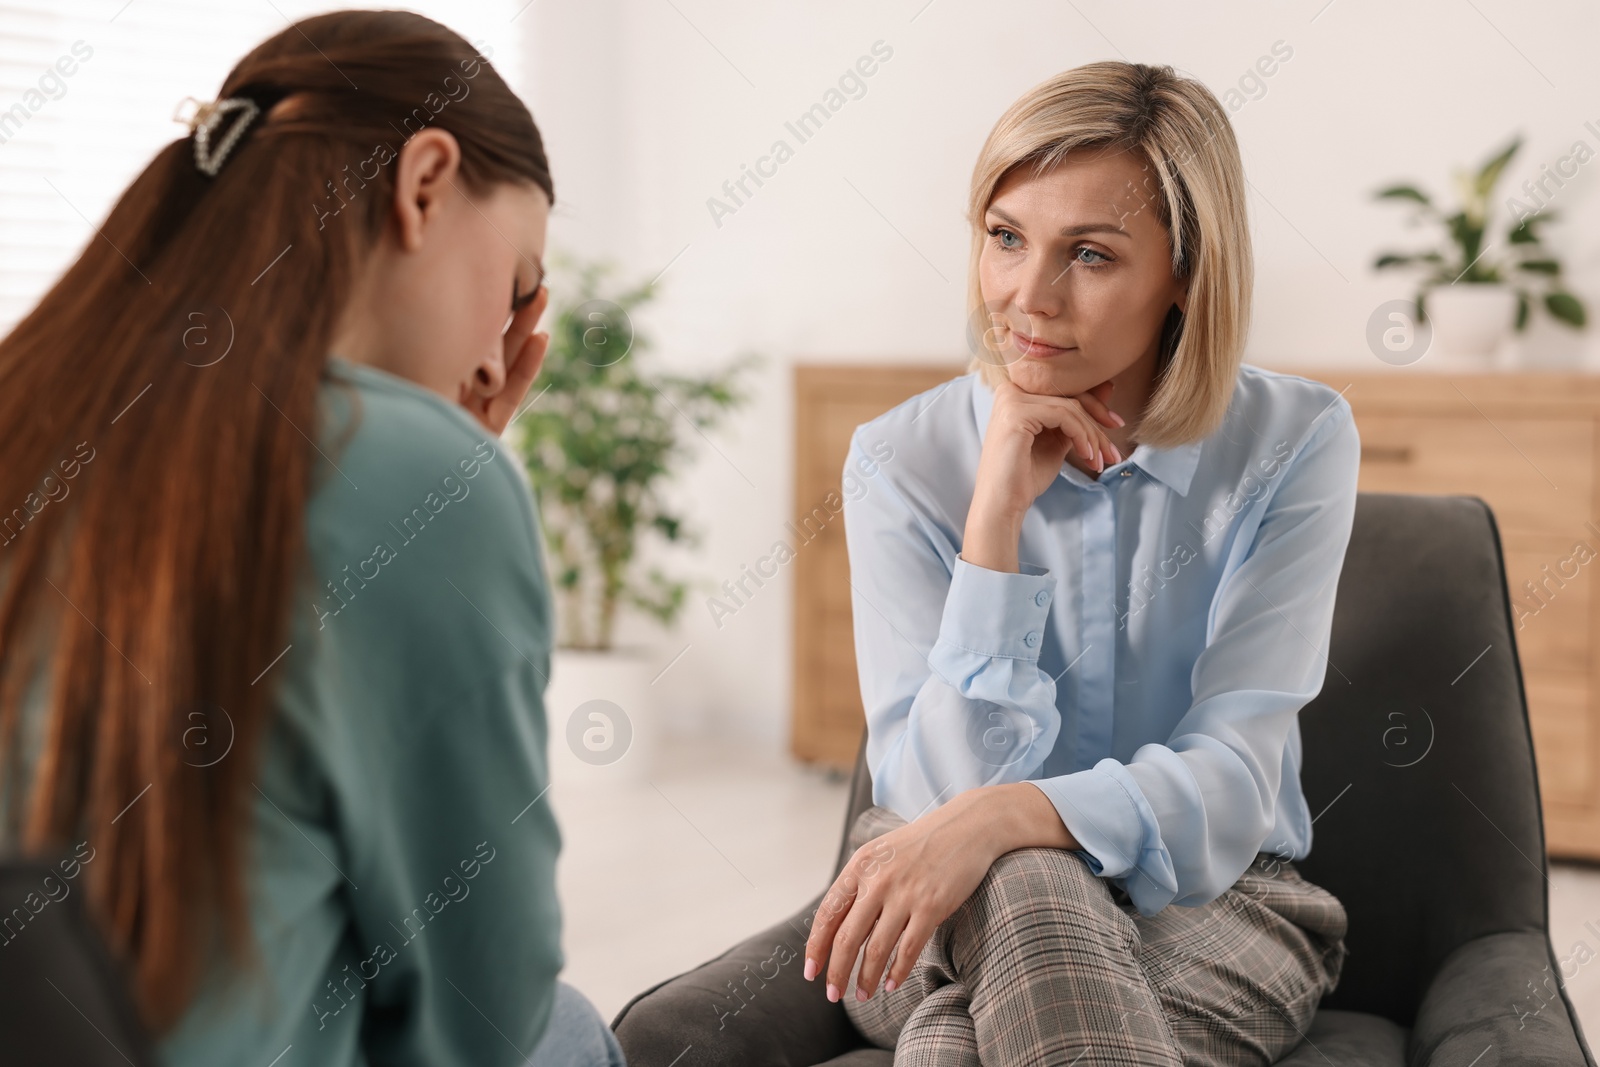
[{"left": 0, "top": 10, "right": 623, "bottom": 1065}]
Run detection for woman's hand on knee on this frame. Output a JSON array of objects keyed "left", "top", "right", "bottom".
[{"left": 803, "top": 791, "right": 1007, "bottom": 1004}]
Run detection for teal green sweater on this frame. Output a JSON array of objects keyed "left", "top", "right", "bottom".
[{"left": 149, "top": 357, "right": 563, "bottom": 1063}]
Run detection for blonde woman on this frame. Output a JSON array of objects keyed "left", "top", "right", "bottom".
[{"left": 803, "top": 62, "right": 1358, "bottom": 1066}]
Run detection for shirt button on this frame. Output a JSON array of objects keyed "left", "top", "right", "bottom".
[
  {"left": 1119, "top": 469, "right": 1133, "bottom": 477},
  {"left": 1034, "top": 589, "right": 1050, "bottom": 607},
  {"left": 1023, "top": 631, "right": 1041, "bottom": 648}
]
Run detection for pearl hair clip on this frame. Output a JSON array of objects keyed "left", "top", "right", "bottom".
[{"left": 172, "top": 95, "right": 261, "bottom": 177}]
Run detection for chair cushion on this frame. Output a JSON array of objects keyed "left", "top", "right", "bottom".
[
  {"left": 1275, "top": 1008, "right": 1409, "bottom": 1065},
  {"left": 815, "top": 1051, "right": 893, "bottom": 1067},
  {"left": 813, "top": 1008, "right": 1405, "bottom": 1066}
]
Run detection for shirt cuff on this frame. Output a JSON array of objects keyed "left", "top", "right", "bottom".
[
  {"left": 934, "top": 555, "right": 1055, "bottom": 661},
  {"left": 1027, "top": 761, "right": 1179, "bottom": 914}
]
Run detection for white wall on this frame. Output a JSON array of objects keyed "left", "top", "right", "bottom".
[
  {"left": 0, "top": 0, "right": 532, "bottom": 333},
  {"left": 521, "top": 0, "right": 1600, "bottom": 747}
]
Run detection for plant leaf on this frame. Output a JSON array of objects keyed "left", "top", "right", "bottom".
[
  {"left": 1508, "top": 209, "right": 1559, "bottom": 245},
  {"left": 1545, "top": 291, "right": 1587, "bottom": 328},
  {"left": 1516, "top": 259, "right": 1561, "bottom": 275},
  {"left": 1475, "top": 135, "right": 1521, "bottom": 197},
  {"left": 1374, "top": 251, "right": 1445, "bottom": 270},
  {"left": 1375, "top": 184, "right": 1433, "bottom": 206}
]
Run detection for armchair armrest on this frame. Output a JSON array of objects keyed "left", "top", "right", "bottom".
[
  {"left": 612, "top": 891, "right": 867, "bottom": 1066},
  {"left": 1410, "top": 930, "right": 1595, "bottom": 1066}
]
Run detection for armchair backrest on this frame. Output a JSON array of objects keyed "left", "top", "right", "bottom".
[
  {"left": 0, "top": 854, "right": 156, "bottom": 1064},
  {"left": 1296, "top": 492, "right": 1547, "bottom": 1025},
  {"left": 835, "top": 492, "right": 1551, "bottom": 1028}
]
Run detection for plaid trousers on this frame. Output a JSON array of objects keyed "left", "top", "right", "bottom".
[{"left": 841, "top": 805, "right": 1348, "bottom": 1067}]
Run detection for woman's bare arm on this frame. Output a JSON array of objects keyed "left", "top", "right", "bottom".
[{"left": 985, "top": 780, "right": 1083, "bottom": 852}]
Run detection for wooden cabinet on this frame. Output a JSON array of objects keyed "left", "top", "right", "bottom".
[
  {"left": 791, "top": 363, "right": 1600, "bottom": 860},
  {"left": 1289, "top": 368, "right": 1600, "bottom": 861},
  {"left": 790, "top": 365, "right": 957, "bottom": 770}
]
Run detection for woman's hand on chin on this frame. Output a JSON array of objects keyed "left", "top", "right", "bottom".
[
  {"left": 962, "top": 375, "right": 1123, "bottom": 572},
  {"left": 460, "top": 285, "right": 550, "bottom": 437},
  {"left": 803, "top": 788, "right": 1009, "bottom": 1005},
  {"left": 981, "top": 376, "right": 1122, "bottom": 511}
]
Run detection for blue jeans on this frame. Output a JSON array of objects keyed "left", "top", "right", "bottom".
[{"left": 526, "top": 980, "right": 626, "bottom": 1066}]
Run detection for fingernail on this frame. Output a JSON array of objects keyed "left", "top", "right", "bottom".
[
  {"left": 804, "top": 958, "right": 817, "bottom": 981},
  {"left": 827, "top": 983, "right": 840, "bottom": 1002},
  {"left": 1111, "top": 412, "right": 1126, "bottom": 427},
  {"left": 856, "top": 987, "right": 868, "bottom": 1002},
  {"left": 885, "top": 979, "right": 898, "bottom": 993}
]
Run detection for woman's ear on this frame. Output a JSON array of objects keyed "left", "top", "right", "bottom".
[
  {"left": 390, "top": 127, "right": 463, "bottom": 253},
  {"left": 1174, "top": 276, "right": 1191, "bottom": 316}
]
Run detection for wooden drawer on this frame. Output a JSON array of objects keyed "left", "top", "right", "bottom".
[
  {"left": 1352, "top": 414, "right": 1594, "bottom": 538},
  {"left": 1504, "top": 537, "right": 1595, "bottom": 675},
  {"left": 1525, "top": 672, "right": 1593, "bottom": 808}
]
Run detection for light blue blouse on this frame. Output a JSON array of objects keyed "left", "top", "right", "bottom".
[{"left": 842, "top": 363, "right": 1361, "bottom": 917}]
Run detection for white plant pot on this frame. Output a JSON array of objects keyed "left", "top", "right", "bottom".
[
  {"left": 544, "top": 646, "right": 658, "bottom": 785},
  {"left": 1425, "top": 283, "right": 1517, "bottom": 364}
]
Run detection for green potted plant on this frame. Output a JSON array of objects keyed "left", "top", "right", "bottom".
[
  {"left": 1372, "top": 134, "right": 1587, "bottom": 364},
  {"left": 510, "top": 257, "right": 756, "bottom": 777}
]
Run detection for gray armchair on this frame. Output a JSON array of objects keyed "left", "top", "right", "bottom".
[
  {"left": 0, "top": 851, "right": 156, "bottom": 1066},
  {"left": 612, "top": 493, "right": 1597, "bottom": 1065}
]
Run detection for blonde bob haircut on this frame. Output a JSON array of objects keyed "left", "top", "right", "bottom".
[{"left": 966, "top": 61, "right": 1250, "bottom": 448}]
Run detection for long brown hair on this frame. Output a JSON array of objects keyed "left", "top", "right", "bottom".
[{"left": 0, "top": 10, "right": 552, "bottom": 1032}]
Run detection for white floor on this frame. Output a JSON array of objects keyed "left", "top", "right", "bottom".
[
  {"left": 1546, "top": 866, "right": 1600, "bottom": 1037},
  {"left": 550, "top": 735, "right": 851, "bottom": 1022},
  {"left": 555, "top": 736, "right": 1600, "bottom": 1045}
]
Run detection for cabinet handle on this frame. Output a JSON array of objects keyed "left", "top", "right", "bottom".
[{"left": 1361, "top": 444, "right": 1413, "bottom": 464}]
